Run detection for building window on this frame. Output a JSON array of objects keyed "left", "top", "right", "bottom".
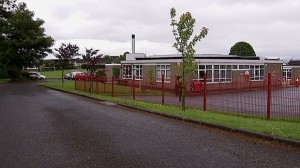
[
  {"left": 250, "top": 65, "right": 264, "bottom": 81},
  {"left": 133, "top": 65, "right": 143, "bottom": 80},
  {"left": 122, "top": 64, "right": 132, "bottom": 79},
  {"left": 196, "top": 64, "right": 231, "bottom": 83},
  {"left": 122, "top": 64, "right": 143, "bottom": 80},
  {"left": 214, "top": 65, "right": 232, "bottom": 82},
  {"left": 282, "top": 68, "right": 291, "bottom": 80},
  {"left": 194, "top": 65, "right": 212, "bottom": 82},
  {"left": 156, "top": 64, "right": 170, "bottom": 83},
  {"left": 238, "top": 65, "right": 250, "bottom": 70}
]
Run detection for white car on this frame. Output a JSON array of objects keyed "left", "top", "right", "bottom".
[
  {"left": 29, "top": 72, "right": 46, "bottom": 80},
  {"left": 70, "top": 71, "right": 83, "bottom": 80}
]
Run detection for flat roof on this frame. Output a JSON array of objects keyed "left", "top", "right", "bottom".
[
  {"left": 122, "top": 54, "right": 283, "bottom": 64},
  {"left": 134, "top": 54, "right": 260, "bottom": 60}
]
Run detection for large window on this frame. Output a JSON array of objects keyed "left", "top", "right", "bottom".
[
  {"left": 196, "top": 64, "right": 265, "bottom": 82},
  {"left": 250, "top": 65, "right": 264, "bottom": 81},
  {"left": 133, "top": 65, "right": 143, "bottom": 80},
  {"left": 214, "top": 65, "right": 232, "bottom": 82},
  {"left": 156, "top": 64, "right": 170, "bottom": 83},
  {"left": 282, "top": 68, "right": 291, "bottom": 80},
  {"left": 122, "top": 64, "right": 132, "bottom": 79},
  {"left": 195, "top": 64, "right": 231, "bottom": 83},
  {"left": 194, "top": 65, "right": 212, "bottom": 82},
  {"left": 122, "top": 64, "right": 143, "bottom": 80}
]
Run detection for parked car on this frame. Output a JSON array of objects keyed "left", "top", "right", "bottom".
[
  {"left": 29, "top": 72, "right": 46, "bottom": 80},
  {"left": 70, "top": 71, "right": 83, "bottom": 80},
  {"left": 64, "top": 73, "right": 72, "bottom": 80}
]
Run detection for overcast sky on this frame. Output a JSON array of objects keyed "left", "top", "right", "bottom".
[{"left": 21, "top": 0, "right": 300, "bottom": 59}]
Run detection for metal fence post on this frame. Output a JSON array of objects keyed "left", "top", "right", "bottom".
[
  {"left": 133, "top": 75, "right": 135, "bottom": 100},
  {"left": 75, "top": 77, "right": 77, "bottom": 90},
  {"left": 162, "top": 74, "right": 165, "bottom": 104},
  {"left": 104, "top": 77, "right": 106, "bottom": 93},
  {"left": 112, "top": 76, "right": 114, "bottom": 97},
  {"left": 84, "top": 79, "right": 86, "bottom": 92},
  {"left": 203, "top": 72, "right": 207, "bottom": 111},
  {"left": 96, "top": 77, "right": 99, "bottom": 95},
  {"left": 267, "top": 73, "right": 272, "bottom": 120}
]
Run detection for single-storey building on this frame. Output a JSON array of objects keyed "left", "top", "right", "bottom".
[
  {"left": 120, "top": 53, "right": 283, "bottom": 92},
  {"left": 282, "top": 59, "right": 300, "bottom": 85}
]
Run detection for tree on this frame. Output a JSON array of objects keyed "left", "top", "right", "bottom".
[
  {"left": 103, "top": 55, "right": 112, "bottom": 64},
  {"left": 229, "top": 41, "right": 256, "bottom": 56},
  {"left": 54, "top": 43, "right": 79, "bottom": 87},
  {"left": 0, "top": 2, "right": 54, "bottom": 80},
  {"left": 82, "top": 48, "right": 103, "bottom": 94},
  {"left": 170, "top": 7, "right": 208, "bottom": 111},
  {"left": 0, "top": 0, "right": 16, "bottom": 19},
  {"left": 115, "top": 51, "right": 129, "bottom": 63}
]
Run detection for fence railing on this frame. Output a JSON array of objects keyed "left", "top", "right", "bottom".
[{"left": 74, "top": 73, "right": 300, "bottom": 121}]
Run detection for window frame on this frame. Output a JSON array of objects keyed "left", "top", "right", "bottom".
[{"left": 156, "top": 64, "right": 171, "bottom": 83}]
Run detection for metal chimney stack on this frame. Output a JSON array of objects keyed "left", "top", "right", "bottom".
[{"left": 132, "top": 34, "right": 135, "bottom": 53}]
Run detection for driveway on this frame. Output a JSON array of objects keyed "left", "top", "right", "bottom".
[{"left": 0, "top": 82, "right": 299, "bottom": 167}]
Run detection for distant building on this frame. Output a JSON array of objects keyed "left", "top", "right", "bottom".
[{"left": 283, "top": 59, "right": 300, "bottom": 84}]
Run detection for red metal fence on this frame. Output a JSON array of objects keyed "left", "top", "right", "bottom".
[{"left": 74, "top": 73, "right": 300, "bottom": 121}]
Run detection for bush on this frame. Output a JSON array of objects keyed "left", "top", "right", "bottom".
[
  {"left": 81, "top": 64, "right": 88, "bottom": 70},
  {"left": 21, "top": 71, "right": 30, "bottom": 79},
  {"left": 0, "top": 64, "right": 8, "bottom": 78},
  {"left": 113, "top": 67, "right": 120, "bottom": 76},
  {"left": 81, "top": 64, "right": 105, "bottom": 70},
  {"left": 96, "top": 69, "right": 107, "bottom": 77},
  {"left": 7, "top": 66, "right": 22, "bottom": 80}
]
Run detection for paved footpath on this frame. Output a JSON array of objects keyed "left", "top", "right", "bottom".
[{"left": 0, "top": 82, "right": 299, "bottom": 167}]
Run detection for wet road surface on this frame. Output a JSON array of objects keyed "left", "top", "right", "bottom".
[{"left": 0, "top": 82, "right": 299, "bottom": 167}]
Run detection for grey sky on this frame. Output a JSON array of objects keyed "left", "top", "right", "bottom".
[{"left": 22, "top": 0, "right": 300, "bottom": 59}]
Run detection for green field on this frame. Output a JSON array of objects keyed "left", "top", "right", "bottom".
[
  {"left": 42, "top": 81, "right": 300, "bottom": 141},
  {"left": 41, "top": 69, "right": 86, "bottom": 78}
]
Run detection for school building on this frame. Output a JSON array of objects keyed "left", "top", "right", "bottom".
[{"left": 120, "top": 53, "right": 284, "bottom": 92}]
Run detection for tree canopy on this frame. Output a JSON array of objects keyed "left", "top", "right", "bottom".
[
  {"left": 54, "top": 42, "right": 79, "bottom": 87},
  {"left": 0, "top": 1, "right": 54, "bottom": 79},
  {"left": 54, "top": 43, "right": 80, "bottom": 69},
  {"left": 115, "top": 51, "right": 129, "bottom": 64},
  {"left": 229, "top": 41, "right": 256, "bottom": 56},
  {"left": 82, "top": 48, "right": 102, "bottom": 74}
]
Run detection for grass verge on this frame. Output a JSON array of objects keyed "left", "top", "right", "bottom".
[
  {"left": 42, "top": 81, "right": 300, "bottom": 141},
  {"left": 0, "top": 79, "right": 9, "bottom": 84}
]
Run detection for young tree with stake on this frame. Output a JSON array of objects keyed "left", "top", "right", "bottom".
[
  {"left": 82, "top": 48, "right": 102, "bottom": 95},
  {"left": 170, "top": 7, "right": 208, "bottom": 111}
]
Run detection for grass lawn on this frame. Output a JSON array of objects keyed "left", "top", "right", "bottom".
[
  {"left": 0, "top": 79, "right": 9, "bottom": 84},
  {"left": 42, "top": 81, "right": 300, "bottom": 141},
  {"left": 41, "top": 69, "right": 85, "bottom": 79}
]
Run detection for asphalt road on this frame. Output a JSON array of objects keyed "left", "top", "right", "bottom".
[{"left": 0, "top": 82, "right": 299, "bottom": 168}]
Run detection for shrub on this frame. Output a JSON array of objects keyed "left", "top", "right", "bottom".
[
  {"left": 113, "top": 67, "right": 120, "bottom": 76},
  {"left": 0, "top": 64, "right": 8, "bottom": 78}
]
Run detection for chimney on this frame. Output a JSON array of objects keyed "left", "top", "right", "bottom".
[{"left": 132, "top": 34, "right": 135, "bottom": 53}]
